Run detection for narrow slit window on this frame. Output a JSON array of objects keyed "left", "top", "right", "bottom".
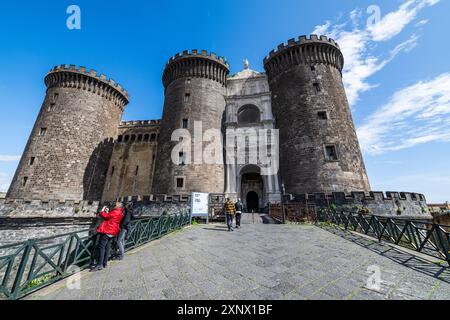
[
  {"left": 184, "top": 93, "right": 191, "bottom": 103},
  {"left": 313, "top": 82, "right": 321, "bottom": 93},
  {"left": 39, "top": 128, "right": 47, "bottom": 137},
  {"left": 318, "top": 111, "right": 328, "bottom": 120},
  {"left": 179, "top": 152, "right": 186, "bottom": 165},
  {"left": 135, "top": 166, "right": 139, "bottom": 176},
  {"left": 111, "top": 166, "right": 115, "bottom": 176},
  {"left": 176, "top": 178, "right": 184, "bottom": 188},
  {"left": 23, "top": 177, "right": 28, "bottom": 187},
  {"left": 29, "top": 157, "right": 35, "bottom": 166},
  {"left": 48, "top": 103, "right": 56, "bottom": 112},
  {"left": 182, "top": 118, "right": 189, "bottom": 129}
]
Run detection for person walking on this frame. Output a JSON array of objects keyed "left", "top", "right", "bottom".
[
  {"left": 116, "top": 202, "right": 136, "bottom": 260},
  {"left": 91, "top": 202, "right": 124, "bottom": 272},
  {"left": 223, "top": 198, "right": 236, "bottom": 232},
  {"left": 235, "top": 198, "right": 244, "bottom": 229}
]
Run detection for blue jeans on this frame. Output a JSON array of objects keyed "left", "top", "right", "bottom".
[
  {"left": 226, "top": 214, "right": 234, "bottom": 230},
  {"left": 117, "top": 229, "right": 127, "bottom": 259}
]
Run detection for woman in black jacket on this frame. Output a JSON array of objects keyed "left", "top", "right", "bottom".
[{"left": 116, "top": 202, "right": 136, "bottom": 260}]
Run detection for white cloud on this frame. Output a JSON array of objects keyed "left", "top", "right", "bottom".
[
  {"left": 0, "top": 155, "right": 21, "bottom": 162},
  {"left": 357, "top": 73, "right": 450, "bottom": 155},
  {"left": 312, "top": 0, "right": 439, "bottom": 106},
  {"left": 0, "top": 172, "right": 12, "bottom": 192}
]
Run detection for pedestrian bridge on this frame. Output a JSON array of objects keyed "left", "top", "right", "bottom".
[{"left": 27, "top": 213, "right": 450, "bottom": 300}]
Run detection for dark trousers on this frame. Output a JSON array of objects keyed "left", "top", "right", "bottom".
[
  {"left": 236, "top": 212, "right": 242, "bottom": 227},
  {"left": 96, "top": 233, "right": 114, "bottom": 267},
  {"left": 226, "top": 214, "right": 234, "bottom": 230}
]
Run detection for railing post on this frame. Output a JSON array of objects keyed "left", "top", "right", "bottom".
[{"left": 10, "top": 240, "right": 33, "bottom": 300}]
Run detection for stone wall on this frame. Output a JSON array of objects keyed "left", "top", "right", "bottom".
[{"left": 282, "top": 191, "right": 431, "bottom": 219}]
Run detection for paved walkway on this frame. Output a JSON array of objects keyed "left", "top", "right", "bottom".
[{"left": 29, "top": 213, "right": 450, "bottom": 300}]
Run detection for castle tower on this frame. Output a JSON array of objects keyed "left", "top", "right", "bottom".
[
  {"left": 263, "top": 35, "right": 370, "bottom": 194},
  {"left": 152, "top": 50, "right": 229, "bottom": 195},
  {"left": 6, "top": 65, "right": 129, "bottom": 201}
]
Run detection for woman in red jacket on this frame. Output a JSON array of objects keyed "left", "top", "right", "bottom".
[{"left": 91, "top": 202, "right": 124, "bottom": 272}]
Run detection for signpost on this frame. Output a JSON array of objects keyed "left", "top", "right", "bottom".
[{"left": 190, "top": 192, "right": 210, "bottom": 224}]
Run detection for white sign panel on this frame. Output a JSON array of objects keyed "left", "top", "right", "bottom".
[{"left": 191, "top": 192, "right": 209, "bottom": 216}]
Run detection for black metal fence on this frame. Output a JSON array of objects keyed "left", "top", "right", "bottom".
[
  {"left": 0, "top": 212, "right": 190, "bottom": 300},
  {"left": 316, "top": 210, "right": 450, "bottom": 266}
]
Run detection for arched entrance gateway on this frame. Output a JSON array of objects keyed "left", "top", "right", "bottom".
[
  {"left": 240, "top": 165, "right": 264, "bottom": 212},
  {"left": 246, "top": 191, "right": 259, "bottom": 212}
]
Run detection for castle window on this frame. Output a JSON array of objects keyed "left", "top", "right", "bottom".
[
  {"left": 184, "top": 93, "right": 191, "bottom": 103},
  {"left": 311, "top": 65, "right": 316, "bottom": 72},
  {"left": 182, "top": 118, "right": 189, "bottom": 129},
  {"left": 23, "top": 177, "right": 28, "bottom": 187},
  {"left": 179, "top": 152, "right": 186, "bottom": 166},
  {"left": 144, "top": 134, "right": 150, "bottom": 142},
  {"left": 118, "top": 135, "right": 123, "bottom": 143},
  {"left": 53, "top": 93, "right": 59, "bottom": 101},
  {"left": 318, "top": 111, "right": 328, "bottom": 120},
  {"left": 137, "top": 134, "right": 143, "bottom": 142},
  {"left": 325, "top": 145, "right": 338, "bottom": 161},
  {"left": 124, "top": 135, "right": 130, "bottom": 142},
  {"left": 29, "top": 157, "right": 35, "bottom": 166},
  {"left": 39, "top": 128, "right": 47, "bottom": 137},
  {"left": 186, "top": 78, "right": 191, "bottom": 84},
  {"left": 135, "top": 166, "right": 139, "bottom": 176},
  {"left": 176, "top": 177, "right": 184, "bottom": 189},
  {"left": 313, "top": 82, "right": 321, "bottom": 93},
  {"left": 111, "top": 166, "right": 115, "bottom": 176},
  {"left": 48, "top": 103, "right": 56, "bottom": 112}
]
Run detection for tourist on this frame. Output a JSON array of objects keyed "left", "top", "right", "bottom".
[
  {"left": 223, "top": 198, "right": 236, "bottom": 232},
  {"left": 90, "top": 202, "right": 124, "bottom": 272},
  {"left": 116, "top": 202, "right": 136, "bottom": 260},
  {"left": 235, "top": 198, "right": 244, "bottom": 229}
]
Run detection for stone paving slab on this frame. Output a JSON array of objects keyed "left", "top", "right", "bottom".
[{"left": 28, "top": 214, "right": 450, "bottom": 300}]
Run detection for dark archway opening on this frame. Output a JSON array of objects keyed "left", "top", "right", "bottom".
[{"left": 246, "top": 191, "right": 259, "bottom": 213}]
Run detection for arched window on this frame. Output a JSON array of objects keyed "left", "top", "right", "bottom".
[
  {"left": 144, "top": 134, "right": 150, "bottom": 142},
  {"left": 238, "top": 105, "right": 261, "bottom": 125}
]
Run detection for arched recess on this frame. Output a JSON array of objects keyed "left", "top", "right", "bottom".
[{"left": 237, "top": 104, "right": 261, "bottom": 125}]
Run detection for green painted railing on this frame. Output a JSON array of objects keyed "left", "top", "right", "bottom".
[
  {"left": 0, "top": 212, "right": 191, "bottom": 300},
  {"left": 317, "top": 210, "right": 450, "bottom": 266}
]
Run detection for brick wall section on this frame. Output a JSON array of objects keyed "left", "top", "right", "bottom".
[
  {"left": 6, "top": 65, "right": 128, "bottom": 202},
  {"left": 152, "top": 50, "right": 229, "bottom": 194},
  {"left": 264, "top": 35, "right": 370, "bottom": 194}
]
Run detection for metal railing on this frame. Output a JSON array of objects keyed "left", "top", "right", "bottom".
[
  {"left": 0, "top": 212, "right": 190, "bottom": 300},
  {"left": 316, "top": 210, "right": 450, "bottom": 266}
]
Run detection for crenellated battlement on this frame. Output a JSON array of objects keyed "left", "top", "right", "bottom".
[
  {"left": 0, "top": 198, "right": 100, "bottom": 218},
  {"left": 280, "top": 191, "right": 430, "bottom": 219},
  {"left": 163, "top": 49, "right": 230, "bottom": 88},
  {"left": 263, "top": 34, "right": 344, "bottom": 80},
  {"left": 119, "top": 119, "right": 161, "bottom": 128},
  {"left": 285, "top": 191, "right": 426, "bottom": 202},
  {"left": 45, "top": 64, "right": 129, "bottom": 108},
  {"left": 167, "top": 49, "right": 229, "bottom": 67}
]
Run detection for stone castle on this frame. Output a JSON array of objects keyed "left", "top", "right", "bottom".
[{"left": 3, "top": 35, "right": 429, "bottom": 218}]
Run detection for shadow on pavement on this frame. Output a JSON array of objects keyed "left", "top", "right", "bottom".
[{"left": 319, "top": 224, "right": 450, "bottom": 284}]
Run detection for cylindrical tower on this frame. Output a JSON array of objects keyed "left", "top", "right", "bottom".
[
  {"left": 6, "top": 64, "right": 129, "bottom": 201},
  {"left": 152, "top": 50, "right": 229, "bottom": 195},
  {"left": 264, "top": 35, "right": 370, "bottom": 194}
]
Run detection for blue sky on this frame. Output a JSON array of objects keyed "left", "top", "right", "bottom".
[{"left": 0, "top": 0, "right": 449, "bottom": 202}]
